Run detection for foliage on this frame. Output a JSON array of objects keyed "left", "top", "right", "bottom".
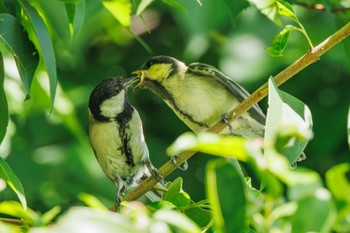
[{"left": 0, "top": 0, "right": 349, "bottom": 232}]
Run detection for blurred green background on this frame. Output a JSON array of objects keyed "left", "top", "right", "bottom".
[{"left": 1, "top": 0, "right": 349, "bottom": 212}]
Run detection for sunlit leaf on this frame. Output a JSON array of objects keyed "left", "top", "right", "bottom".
[
  {"left": 153, "top": 209, "right": 201, "bottom": 233},
  {"left": 326, "top": 163, "right": 350, "bottom": 202},
  {"left": 0, "top": 13, "right": 39, "bottom": 95},
  {"left": 276, "top": 0, "right": 298, "bottom": 23},
  {"left": 0, "top": 201, "right": 37, "bottom": 222},
  {"left": 265, "top": 78, "right": 313, "bottom": 166},
  {"left": 164, "top": 177, "right": 191, "bottom": 207},
  {"left": 206, "top": 159, "right": 246, "bottom": 233},
  {"left": 41, "top": 206, "right": 61, "bottom": 225},
  {"left": 79, "top": 192, "right": 108, "bottom": 210},
  {"left": 247, "top": 0, "right": 281, "bottom": 25},
  {"left": 167, "top": 132, "right": 249, "bottom": 161},
  {"left": 136, "top": 0, "right": 154, "bottom": 15},
  {"left": 101, "top": 0, "right": 131, "bottom": 27},
  {"left": 0, "top": 53, "right": 7, "bottom": 144},
  {"left": 0, "top": 158, "right": 26, "bottom": 210},
  {"left": 45, "top": 207, "right": 140, "bottom": 233},
  {"left": 291, "top": 188, "right": 336, "bottom": 233},
  {"left": 17, "top": 0, "right": 58, "bottom": 109},
  {"left": 266, "top": 24, "right": 298, "bottom": 57}
]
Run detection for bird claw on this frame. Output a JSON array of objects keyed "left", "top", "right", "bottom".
[
  {"left": 221, "top": 113, "right": 234, "bottom": 135},
  {"left": 171, "top": 155, "right": 188, "bottom": 171}
]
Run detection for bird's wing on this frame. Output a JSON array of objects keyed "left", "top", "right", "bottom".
[{"left": 187, "top": 62, "right": 266, "bottom": 125}]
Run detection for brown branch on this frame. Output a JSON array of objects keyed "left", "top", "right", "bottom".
[
  {"left": 0, "top": 217, "right": 24, "bottom": 225},
  {"left": 123, "top": 21, "right": 350, "bottom": 203}
]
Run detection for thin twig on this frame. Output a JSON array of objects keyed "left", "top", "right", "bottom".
[{"left": 123, "top": 21, "right": 350, "bottom": 203}]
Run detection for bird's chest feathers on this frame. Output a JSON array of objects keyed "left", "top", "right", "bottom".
[{"left": 164, "top": 76, "right": 237, "bottom": 124}]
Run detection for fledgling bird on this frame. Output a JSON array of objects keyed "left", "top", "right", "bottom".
[
  {"left": 132, "top": 56, "right": 266, "bottom": 138},
  {"left": 132, "top": 56, "right": 305, "bottom": 166},
  {"left": 88, "top": 76, "right": 160, "bottom": 205}
]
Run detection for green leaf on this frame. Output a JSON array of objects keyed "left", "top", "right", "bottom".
[
  {"left": 167, "top": 132, "right": 249, "bottom": 161},
  {"left": 64, "top": 0, "right": 85, "bottom": 38},
  {"left": 17, "top": 0, "right": 58, "bottom": 109},
  {"left": 0, "top": 13, "right": 39, "bottom": 95},
  {"left": 184, "top": 205, "right": 212, "bottom": 229},
  {"left": 0, "top": 157, "right": 26, "bottom": 210},
  {"left": 265, "top": 78, "right": 313, "bottom": 166},
  {"left": 154, "top": 209, "right": 201, "bottom": 233},
  {"left": 266, "top": 24, "right": 298, "bottom": 57},
  {"left": 0, "top": 53, "right": 7, "bottom": 144},
  {"left": 247, "top": 0, "right": 281, "bottom": 25},
  {"left": 206, "top": 159, "right": 246, "bottom": 233},
  {"left": 276, "top": 0, "right": 298, "bottom": 23},
  {"left": 136, "top": 0, "right": 154, "bottom": 15},
  {"left": 101, "top": 0, "right": 131, "bottom": 27},
  {"left": 79, "top": 192, "right": 108, "bottom": 210},
  {"left": 348, "top": 106, "right": 350, "bottom": 149},
  {"left": 291, "top": 188, "right": 336, "bottom": 233},
  {"left": 0, "top": 201, "right": 37, "bottom": 222},
  {"left": 164, "top": 177, "right": 191, "bottom": 207},
  {"left": 326, "top": 163, "right": 350, "bottom": 202},
  {"left": 161, "top": 0, "right": 186, "bottom": 11},
  {"left": 41, "top": 206, "right": 61, "bottom": 225},
  {"left": 147, "top": 200, "right": 177, "bottom": 211}
]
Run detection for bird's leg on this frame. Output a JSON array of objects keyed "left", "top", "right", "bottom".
[
  {"left": 145, "top": 160, "right": 165, "bottom": 184},
  {"left": 171, "top": 154, "right": 188, "bottom": 171},
  {"left": 221, "top": 112, "right": 234, "bottom": 135},
  {"left": 114, "top": 178, "right": 126, "bottom": 206}
]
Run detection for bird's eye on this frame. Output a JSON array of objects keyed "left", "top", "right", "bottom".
[{"left": 142, "top": 61, "right": 152, "bottom": 70}]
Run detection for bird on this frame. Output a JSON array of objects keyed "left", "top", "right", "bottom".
[
  {"left": 132, "top": 55, "right": 266, "bottom": 138},
  {"left": 132, "top": 56, "right": 305, "bottom": 166},
  {"left": 88, "top": 76, "right": 161, "bottom": 205}
]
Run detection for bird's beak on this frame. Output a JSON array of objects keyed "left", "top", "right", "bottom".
[
  {"left": 123, "top": 76, "right": 139, "bottom": 89},
  {"left": 131, "top": 69, "right": 145, "bottom": 89}
]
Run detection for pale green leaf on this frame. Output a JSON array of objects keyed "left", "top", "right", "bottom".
[
  {"left": 265, "top": 78, "right": 313, "bottom": 166},
  {"left": 136, "top": 0, "right": 154, "bottom": 15},
  {"left": 326, "top": 163, "right": 350, "bottom": 202},
  {"left": 79, "top": 192, "right": 108, "bottom": 210},
  {"left": 17, "top": 0, "right": 58, "bottom": 109},
  {"left": 0, "top": 158, "right": 26, "bottom": 210},
  {"left": 276, "top": 0, "right": 298, "bottom": 22},
  {"left": 0, "top": 201, "right": 37, "bottom": 221},
  {"left": 101, "top": 0, "right": 131, "bottom": 27},
  {"left": 0, "top": 14, "right": 39, "bottom": 96},
  {"left": 154, "top": 209, "right": 201, "bottom": 233},
  {"left": 41, "top": 206, "right": 62, "bottom": 225},
  {"left": 167, "top": 132, "right": 249, "bottom": 161}
]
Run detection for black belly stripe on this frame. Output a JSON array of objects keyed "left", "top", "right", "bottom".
[
  {"left": 144, "top": 79, "right": 209, "bottom": 128},
  {"left": 115, "top": 102, "right": 135, "bottom": 167}
]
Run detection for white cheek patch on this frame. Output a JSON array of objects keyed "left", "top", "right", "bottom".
[{"left": 100, "top": 91, "right": 125, "bottom": 118}]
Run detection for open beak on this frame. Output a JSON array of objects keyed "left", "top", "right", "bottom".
[
  {"left": 131, "top": 69, "right": 145, "bottom": 89},
  {"left": 123, "top": 76, "right": 139, "bottom": 89}
]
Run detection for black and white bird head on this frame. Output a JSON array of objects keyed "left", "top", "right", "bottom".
[{"left": 89, "top": 77, "right": 138, "bottom": 121}]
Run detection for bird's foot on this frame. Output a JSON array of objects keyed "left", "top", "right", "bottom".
[
  {"left": 221, "top": 113, "right": 234, "bottom": 135},
  {"left": 171, "top": 154, "right": 188, "bottom": 171}
]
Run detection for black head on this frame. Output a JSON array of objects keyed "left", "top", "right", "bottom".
[
  {"left": 89, "top": 77, "right": 137, "bottom": 120},
  {"left": 141, "top": 56, "right": 180, "bottom": 70}
]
